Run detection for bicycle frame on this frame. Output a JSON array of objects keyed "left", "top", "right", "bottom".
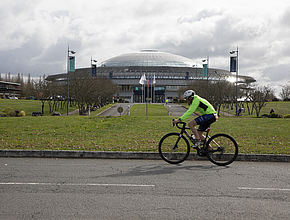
[{"left": 175, "top": 122, "right": 211, "bottom": 147}]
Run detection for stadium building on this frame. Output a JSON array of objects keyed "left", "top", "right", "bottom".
[{"left": 47, "top": 49, "right": 255, "bottom": 103}]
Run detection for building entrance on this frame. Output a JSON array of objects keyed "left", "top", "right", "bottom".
[{"left": 133, "top": 86, "right": 165, "bottom": 103}]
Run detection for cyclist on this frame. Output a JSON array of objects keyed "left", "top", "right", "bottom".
[{"left": 173, "top": 90, "right": 218, "bottom": 148}]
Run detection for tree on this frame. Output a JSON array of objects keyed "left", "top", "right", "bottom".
[
  {"left": 280, "top": 81, "right": 290, "bottom": 101},
  {"left": 69, "top": 73, "right": 117, "bottom": 115},
  {"left": 181, "top": 77, "right": 236, "bottom": 116},
  {"left": 248, "top": 86, "right": 272, "bottom": 117}
]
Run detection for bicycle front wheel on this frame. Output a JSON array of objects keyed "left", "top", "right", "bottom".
[
  {"left": 158, "top": 132, "right": 190, "bottom": 164},
  {"left": 206, "top": 134, "right": 238, "bottom": 166}
]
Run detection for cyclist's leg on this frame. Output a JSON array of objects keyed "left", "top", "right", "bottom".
[
  {"left": 198, "top": 114, "right": 217, "bottom": 150},
  {"left": 189, "top": 114, "right": 216, "bottom": 142},
  {"left": 188, "top": 120, "right": 201, "bottom": 141},
  {"left": 195, "top": 114, "right": 217, "bottom": 139},
  {"left": 188, "top": 116, "right": 209, "bottom": 141},
  {"left": 197, "top": 130, "right": 205, "bottom": 141}
]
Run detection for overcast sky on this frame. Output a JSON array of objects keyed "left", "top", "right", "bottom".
[{"left": 0, "top": 0, "right": 290, "bottom": 95}]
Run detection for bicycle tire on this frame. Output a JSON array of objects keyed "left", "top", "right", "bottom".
[
  {"left": 158, "top": 132, "right": 190, "bottom": 164},
  {"left": 206, "top": 133, "right": 238, "bottom": 166}
]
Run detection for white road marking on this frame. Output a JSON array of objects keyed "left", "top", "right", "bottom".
[
  {"left": 238, "top": 187, "right": 290, "bottom": 191},
  {"left": 0, "top": 182, "right": 155, "bottom": 187}
]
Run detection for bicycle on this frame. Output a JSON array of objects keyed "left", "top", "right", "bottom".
[{"left": 158, "top": 121, "right": 238, "bottom": 166}]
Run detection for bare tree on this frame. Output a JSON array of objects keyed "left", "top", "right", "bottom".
[
  {"left": 280, "top": 81, "right": 290, "bottom": 101},
  {"left": 181, "top": 77, "right": 236, "bottom": 116},
  {"left": 69, "top": 73, "right": 117, "bottom": 115},
  {"left": 248, "top": 86, "right": 272, "bottom": 117}
]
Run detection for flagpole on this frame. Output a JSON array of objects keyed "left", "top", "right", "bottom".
[
  {"left": 153, "top": 74, "right": 156, "bottom": 103},
  {"left": 141, "top": 77, "right": 143, "bottom": 103},
  {"left": 151, "top": 74, "right": 154, "bottom": 103},
  {"left": 67, "top": 45, "right": 76, "bottom": 115},
  {"left": 236, "top": 46, "right": 239, "bottom": 116},
  {"left": 230, "top": 46, "right": 239, "bottom": 116},
  {"left": 67, "top": 45, "right": 69, "bottom": 116},
  {"left": 142, "top": 74, "right": 144, "bottom": 103}
]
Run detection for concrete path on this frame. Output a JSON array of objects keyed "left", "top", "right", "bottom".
[
  {"left": 97, "top": 103, "right": 133, "bottom": 116},
  {"left": 164, "top": 103, "right": 187, "bottom": 116}
]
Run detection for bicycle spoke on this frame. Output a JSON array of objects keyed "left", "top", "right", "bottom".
[
  {"left": 206, "top": 134, "right": 238, "bottom": 166},
  {"left": 159, "top": 133, "right": 190, "bottom": 164}
]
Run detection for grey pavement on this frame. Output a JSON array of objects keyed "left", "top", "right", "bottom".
[
  {"left": 164, "top": 103, "right": 187, "bottom": 116},
  {"left": 0, "top": 158, "right": 289, "bottom": 219},
  {"left": 97, "top": 103, "right": 133, "bottom": 116}
]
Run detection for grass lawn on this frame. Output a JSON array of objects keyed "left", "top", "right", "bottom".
[
  {"left": 0, "top": 99, "right": 77, "bottom": 116},
  {"left": 221, "top": 101, "right": 290, "bottom": 117},
  {"left": 130, "top": 104, "right": 168, "bottom": 116},
  {"left": 0, "top": 103, "right": 289, "bottom": 154}
]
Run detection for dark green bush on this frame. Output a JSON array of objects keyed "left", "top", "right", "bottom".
[
  {"left": 3, "top": 107, "right": 16, "bottom": 117},
  {"left": 2, "top": 107, "right": 25, "bottom": 117},
  {"left": 270, "top": 113, "right": 283, "bottom": 118}
]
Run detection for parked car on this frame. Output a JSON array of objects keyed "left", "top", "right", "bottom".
[{"left": 8, "top": 96, "right": 18, "bottom": 99}]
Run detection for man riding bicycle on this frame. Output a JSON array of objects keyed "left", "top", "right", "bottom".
[{"left": 173, "top": 90, "right": 218, "bottom": 148}]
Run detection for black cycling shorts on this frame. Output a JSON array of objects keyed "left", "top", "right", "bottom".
[{"left": 194, "top": 114, "right": 216, "bottom": 131}]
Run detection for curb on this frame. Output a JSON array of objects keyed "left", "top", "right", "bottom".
[{"left": 0, "top": 150, "right": 289, "bottom": 162}]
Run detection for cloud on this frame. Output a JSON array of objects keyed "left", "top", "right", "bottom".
[
  {"left": 263, "top": 64, "right": 290, "bottom": 82},
  {"left": 0, "top": 0, "right": 290, "bottom": 98}
]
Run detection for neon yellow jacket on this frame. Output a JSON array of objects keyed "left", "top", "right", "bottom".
[{"left": 180, "top": 95, "right": 216, "bottom": 121}]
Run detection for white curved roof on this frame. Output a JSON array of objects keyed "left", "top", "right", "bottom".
[{"left": 101, "top": 50, "right": 195, "bottom": 67}]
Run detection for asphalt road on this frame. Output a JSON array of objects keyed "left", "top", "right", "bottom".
[{"left": 0, "top": 158, "right": 289, "bottom": 219}]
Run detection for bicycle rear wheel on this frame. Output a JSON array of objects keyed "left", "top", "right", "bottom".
[
  {"left": 158, "top": 132, "right": 190, "bottom": 164},
  {"left": 206, "top": 134, "right": 238, "bottom": 166}
]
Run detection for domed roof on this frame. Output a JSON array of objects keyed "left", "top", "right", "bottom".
[{"left": 101, "top": 50, "right": 195, "bottom": 67}]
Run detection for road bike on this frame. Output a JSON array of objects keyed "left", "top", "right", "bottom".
[{"left": 158, "top": 121, "right": 238, "bottom": 166}]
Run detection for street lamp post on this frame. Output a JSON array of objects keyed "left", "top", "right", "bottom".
[
  {"left": 67, "top": 46, "right": 76, "bottom": 116},
  {"left": 230, "top": 47, "right": 239, "bottom": 116}
]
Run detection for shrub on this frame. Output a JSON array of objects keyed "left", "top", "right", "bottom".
[
  {"left": 18, "top": 110, "right": 26, "bottom": 117},
  {"left": 270, "top": 113, "right": 283, "bottom": 118},
  {"left": 283, "top": 114, "right": 290, "bottom": 118},
  {"left": 0, "top": 111, "right": 7, "bottom": 117},
  {"left": 2, "top": 108, "right": 25, "bottom": 117},
  {"left": 3, "top": 107, "right": 16, "bottom": 117}
]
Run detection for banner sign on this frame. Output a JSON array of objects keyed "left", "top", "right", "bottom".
[
  {"left": 91, "top": 64, "right": 96, "bottom": 76},
  {"left": 69, "top": 56, "right": 75, "bottom": 72},
  {"left": 202, "top": 64, "right": 208, "bottom": 78},
  {"left": 230, "top": 56, "right": 237, "bottom": 72}
]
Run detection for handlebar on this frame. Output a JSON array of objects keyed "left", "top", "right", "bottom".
[{"left": 172, "top": 119, "right": 190, "bottom": 130}]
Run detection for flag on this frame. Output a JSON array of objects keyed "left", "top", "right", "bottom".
[
  {"left": 202, "top": 64, "right": 208, "bottom": 77},
  {"left": 69, "top": 56, "right": 75, "bottom": 72},
  {"left": 153, "top": 74, "right": 156, "bottom": 84},
  {"left": 230, "top": 56, "right": 237, "bottom": 72},
  {"left": 139, "top": 74, "right": 146, "bottom": 85}
]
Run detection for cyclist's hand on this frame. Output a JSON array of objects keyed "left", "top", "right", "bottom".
[{"left": 172, "top": 119, "right": 180, "bottom": 126}]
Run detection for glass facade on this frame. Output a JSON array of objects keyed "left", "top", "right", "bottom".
[{"left": 101, "top": 50, "right": 195, "bottom": 68}]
